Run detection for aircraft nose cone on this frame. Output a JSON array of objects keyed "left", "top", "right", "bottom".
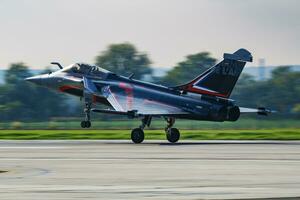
[
  {"left": 25, "top": 74, "right": 50, "bottom": 87},
  {"left": 25, "top": 75, "right": 41, "bottom": 85}
]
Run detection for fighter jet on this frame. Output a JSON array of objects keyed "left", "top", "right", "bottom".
[{"left": 26, "top": 48, "right": 272, "bottom": 143}]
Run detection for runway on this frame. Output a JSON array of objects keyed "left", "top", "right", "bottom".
[{"left": 1, "top": 140, "right": 300, "bottom": 200}]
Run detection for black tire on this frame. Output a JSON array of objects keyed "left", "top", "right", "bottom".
[
  {"left": 86, "top": 121, "right": 91, "bottom": 128},
  {"left": 166, "top": 128, "right": 180, "bottom": 143},
  {"left": 131, "top": 128, "right": 144, "bottom": 144},
  {"left": 81, "top": 121, "right": 86, "bottom": 128},
  {"left": 81, "top": 121, "right": 91, "bottom": 128}
]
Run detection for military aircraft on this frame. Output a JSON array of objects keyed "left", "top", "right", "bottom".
[{"left": 25, "top": 48, "right": 272, "bottom": 143}]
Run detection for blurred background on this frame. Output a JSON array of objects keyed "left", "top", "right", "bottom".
[{"left": 0, "top": 0, "right": 299, "bottom": 129}]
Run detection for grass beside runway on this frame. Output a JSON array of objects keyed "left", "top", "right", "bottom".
[
  {"left": 0, "top": 129, "right": 299, "bottom": 140},
  {"left": 1, "top": 119, "right": 300, "bottom": 130}
]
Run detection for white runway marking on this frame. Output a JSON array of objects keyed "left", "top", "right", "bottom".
[
  {"left": 1, "top": 158, "right": 300, "bottom": 163},
  {"left": 0, "top": 146, "right": 67, "bottom": 149}
]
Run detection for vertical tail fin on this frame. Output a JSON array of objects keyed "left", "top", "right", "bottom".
[{"left": 174, "top": 48, "right": 252, "bottom": 98}]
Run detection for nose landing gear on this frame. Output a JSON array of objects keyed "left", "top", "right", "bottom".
[{"left": 81, "top": 103, "right": 92, "bottom": 128}]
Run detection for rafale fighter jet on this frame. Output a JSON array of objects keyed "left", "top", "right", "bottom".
[{"left": 26, "top": 49, "right": 272, "bottom": 143}]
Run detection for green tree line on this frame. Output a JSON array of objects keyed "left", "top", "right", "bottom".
[{"left": 0, "top": 43, "right": 299, "bottom": 121}]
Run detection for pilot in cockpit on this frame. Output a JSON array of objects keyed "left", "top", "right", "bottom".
[{"left": 62, "top": 63, "right": 111, "bottom": 79}]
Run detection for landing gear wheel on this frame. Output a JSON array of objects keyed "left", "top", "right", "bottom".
[
  {"left": 81, "top": 121, "right": 86, "bottom": 128},
  {"left": 166, "top": 128, "right": 180, "bottom": 143},
  {"left": 131, "top": 128, "right": 144, "bottom": 144},
  {"left": 86, "top": 121, "right": 91, "bottom": 128},
  {"left": 81, "top": 121, "right": 91, "bottom": 128}
]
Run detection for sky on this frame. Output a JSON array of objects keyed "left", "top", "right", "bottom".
[{"left": 0, "top": 0, "right": 299, "bottom": 69}]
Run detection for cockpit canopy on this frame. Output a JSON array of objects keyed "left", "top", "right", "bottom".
[{"left": 62, "top": 63, "right": 111, "bottom": 78}]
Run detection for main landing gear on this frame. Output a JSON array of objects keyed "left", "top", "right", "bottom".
[
  {"left": 131, "top": 128, "right": 144, "bottom": 144},
  {"left": 130, "top": 116, "right": 180, "bottom": 144},
  {"left": 79, "top": 105, "right": 181, "bottom": 143},
  {"left": 131, "top": 115, "right": 151, "bottom": 143},
  {"left": 81, "top": 103, "right": 91, "bottom": 128},
  {"left": 165, "top": 117, "right": 180, "bottom": 143}
]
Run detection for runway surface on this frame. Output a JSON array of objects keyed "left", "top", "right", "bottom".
[{"left": 1, "top": 140, "right": 300, "bottom": 200}]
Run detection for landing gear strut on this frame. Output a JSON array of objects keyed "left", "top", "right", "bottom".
[
  {"left": 81, "top": 103, "right": 91, "bottom": 128},
  {"left": 131, "top": 116, "right": 152, "bottom": 143},
  {"left": 165, "top": 117, "right": 180, "bottom": 143}
]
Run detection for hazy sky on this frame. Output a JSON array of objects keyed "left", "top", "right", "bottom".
[{"left": 0, "top": 0, "right": 299, "bottom": 69}]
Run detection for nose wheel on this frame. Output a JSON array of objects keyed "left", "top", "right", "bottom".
[{"left": 81, "top": 120, "right": 91, "bottom": 128}]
